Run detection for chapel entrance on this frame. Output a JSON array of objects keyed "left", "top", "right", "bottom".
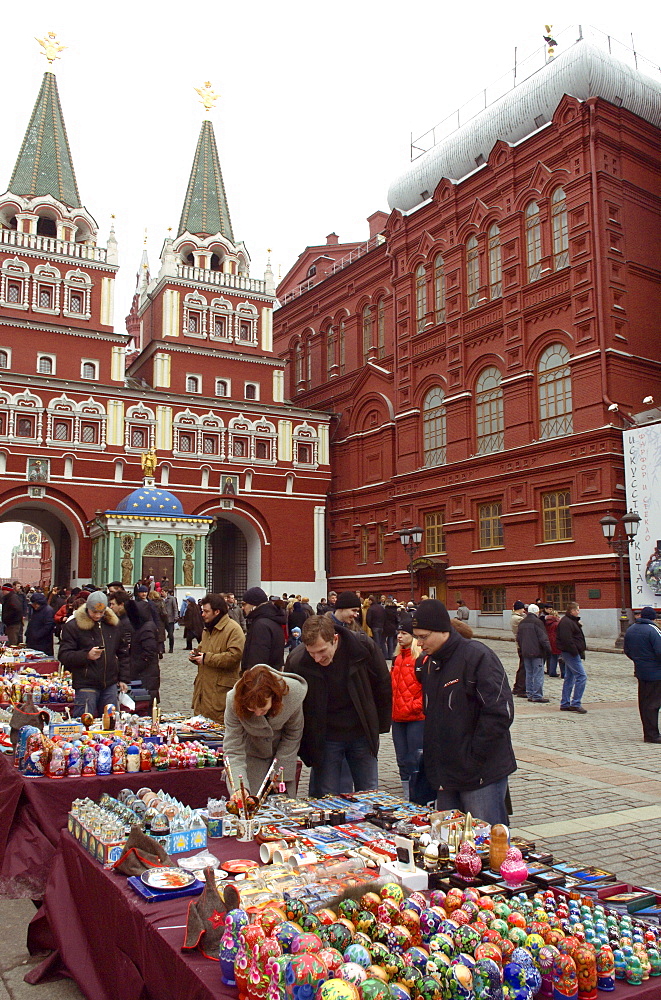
[{"left": 141, "top": 539, "right": 174, "bottom": 587}]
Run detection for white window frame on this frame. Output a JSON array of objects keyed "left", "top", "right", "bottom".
[
  {"left": 186, "top": 374, "right": 202, "bottom": 394},
  {"left": 0, "top": 347, "right": 13, "bottom": 370},
  {"left": 0, "top": 258, "right": 29, "bottom": 311},
  {"left": 37, "top": 353, "right": 56, "bottom": 376},
  {"left": 215, "top": 378, "right": 231, "bottom": 397},
  {"left": 63, "top": 268, "right": 92, "bottom": 320},
  {"left": 244, "top": 382, "right": 259, "bottom": 401},
  {"left": 124, "top": 404, "right": 156, "bottom": 453},
  {"left": 292, "top": 422, "right": 319, "bottom": 469},
  {"left": 32, "top": 265, "right": 61, "bottom": 315},
  {"left": 183, "top": 292, "right": 207, "bottom": 339},
  {"left": 80, "top": 359, "right": 99, "bottom": 380}
]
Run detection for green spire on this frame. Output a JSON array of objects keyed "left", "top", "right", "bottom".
[
  {"left": 178, "top": 120, "right": 234, "bottom": 241},
  {"left": 8, "top": 71, "right": 81, "bottom": 208}
]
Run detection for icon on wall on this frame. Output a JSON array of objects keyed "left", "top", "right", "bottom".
[
  {"left": 221, "top": 475, "right": 239, "bottom": 496},
  {"left": 27, "top": 458, "right": 49, "bottom": 483}
]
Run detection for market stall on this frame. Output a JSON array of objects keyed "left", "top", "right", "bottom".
[
  {"left": 21, "top": 783, "right": 661, "bottom": 1000},
  {"left": 0, "top": 751, "right": 228, "bottom": 897}
]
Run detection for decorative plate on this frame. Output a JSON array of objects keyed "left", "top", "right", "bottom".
[
  {"left": 140, "top": 867, "right": 197, "bottom": 890},
  {"left": 213, "top": 869, "right": 229, "bottom": 882},
  {"left": 221, "top": 859, "right": 260, "bottom": 874}
]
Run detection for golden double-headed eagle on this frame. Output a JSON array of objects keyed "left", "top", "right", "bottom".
[{"left": 36, "top": 32, "right": 67, "bottom": 65}]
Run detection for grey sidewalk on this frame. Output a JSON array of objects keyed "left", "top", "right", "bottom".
[{"left": 2, "top": 636, "right": 658, "bottom": 997}]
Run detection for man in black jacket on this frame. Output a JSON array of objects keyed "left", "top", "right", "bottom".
[
  {"left": 25, "top": 592, "right": 55, "bottom": 656},
  {"left": 59, "top": 591, "right": 130, "bottom": 717},
  {"left": 556, "top": 602, "right": 588, "bottom": 714},
  {"left": 413, "top": 599, "right": 516, "bottom": 825},
  {"left": 241, "top": 587, "right": 285, "bottom": 672},
  {"left": 2, "top": 583, "right": 25, "bottom": 645},
  {"left": 288, "top": 614, "right": 392, "bottom": 794},
  {"left": 516, "top": 603, "right": 552, "bottom": 703}
]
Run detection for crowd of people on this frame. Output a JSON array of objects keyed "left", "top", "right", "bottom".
[{"left": 3, "top": 575, "right": 660, "bottom": 819}]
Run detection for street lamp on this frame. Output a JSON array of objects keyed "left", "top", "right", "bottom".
[
  {"left": 599, "top": 509, "right": 641, "bottom": 647},
  {"left": 399, "top": 526, "right": 423, "bottom": 604}
]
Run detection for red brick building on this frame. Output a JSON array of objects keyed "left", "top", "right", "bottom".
[
  {"left": 0, "top": 65, "right": 331, "bottom": 598},
  {"left": 274, "top": 39, "right": 661, "bottom": 637}
]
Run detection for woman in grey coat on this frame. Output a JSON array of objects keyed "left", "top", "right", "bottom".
[{"left": 223, "top": 664, "right": 307, "bottom": 797}]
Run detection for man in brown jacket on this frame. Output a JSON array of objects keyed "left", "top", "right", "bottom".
[{"left": 189, "top": 594, "right": 245, "bottom": 723}]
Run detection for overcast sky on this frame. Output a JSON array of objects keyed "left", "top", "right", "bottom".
[{"left": 1, "top": 1, "right": 659, "bottom": 569}]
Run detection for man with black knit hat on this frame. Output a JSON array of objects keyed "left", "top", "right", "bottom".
[
  {"left": 329, "top": 591, "right": 363, "bottom": 632},
  {"left": 413, "top": 599, "right": 516, "bottom": 825},
  {"left": 241, "top": 586, "right": 286, "bottom": 672}
]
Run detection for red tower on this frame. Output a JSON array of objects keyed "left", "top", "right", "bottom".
[{"left": 0, "top": 54, "right": 331, "bottom": 598}]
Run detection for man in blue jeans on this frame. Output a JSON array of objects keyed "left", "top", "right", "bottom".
[
  {"left": 515, "top": 603, "right": 552, "bottom": 703},
  {"left": 556, "top": 602, "right": 588, "bottom": 714},
  {"left": 288, "top": 614, "right": 392, "bottom": 795}
]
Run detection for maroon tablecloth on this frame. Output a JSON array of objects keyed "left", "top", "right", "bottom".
[
  {"left": 0, "top": 751, "right": 227, "bottom": 898},
  {"left": 25, "top": 830, "right": 661, "bottom": 1000},
  {"left": 27, "top": 831, "right": 260, "bottom": 1000}
]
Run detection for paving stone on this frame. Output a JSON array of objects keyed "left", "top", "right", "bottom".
[{"left": 2, "top": 963, "right": 83, "bottom": 999}]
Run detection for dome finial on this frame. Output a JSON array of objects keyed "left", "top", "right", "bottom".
[
  {"left": 543, "top": 24, "right": 558, "bottom": 60},
  {"left": 36, "top": 31, "right": 67, "bottom": 66}
]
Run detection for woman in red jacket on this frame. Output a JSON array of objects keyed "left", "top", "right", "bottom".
[{"left": 390, "top": 617, "right": 424, "bottom": 799}]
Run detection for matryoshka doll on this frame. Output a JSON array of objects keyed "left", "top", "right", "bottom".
[
  {"left": 285, "top": 953, "right": 328, "bottom": 1000},
  {"left": 249, "top": 938, "right": 283, "bottom": 1000},
  {"left": 267, "top": 955, "right": 291, "bottom": 1000},
  {"left": 22, "top": 732, "right": 48, "bottom": 777},
  {"left": 15, "top": 725, "right": 40, "bottom": 771},
  {"left": 571, "top": 942, "right": 596, "bottom": 999},
  {"left": 46, "top": 742, "right": 66, "bottom": 778},
  {"left": 537, "top": 945, "right": 560, "bottom": 998},
  {"left": 96, "top": 743, "right": 112, "bottom": 775},
  {"left": 220, "top": 927, "right": 241, "bottom": 985},
  {"left": 81, "top": 742, "right": 97, "bottom": 775},
  {"left": 595, "top": 945, "right": 615, "bottom": 991},
  {"left": 552, "top": 953, "right": 578, "bottom": 999},
  {"left": 472, "top": 957, "right": 503, "bottom": 999},
  {"left": 111, "top": 742, "right": 126, "bottom": 773},
  {"left": 139, "top": 745, "right": 152, "bottom": 771},
  {"left": 66, "top": 743, "right": 83, "bottom": 776}
]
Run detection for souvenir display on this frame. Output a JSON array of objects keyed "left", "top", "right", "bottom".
[{"left": 140, "top": 867, "right": 197, "bottom": 890}]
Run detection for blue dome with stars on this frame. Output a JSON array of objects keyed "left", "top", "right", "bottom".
[{"left": 115, "top": 486, "right": 184, "bottom": 515}]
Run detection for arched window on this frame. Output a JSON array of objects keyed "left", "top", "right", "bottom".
[
  {"left": 525, "top": 201, "right": 542, "bottom": 281},
  {"left": 475, "top": 366, "right": 504, "bottom": 454},
  {"left": 415, "top": 264, "right": 427, "bottom": 332},
  {"left": 244, "top": 383, "right": 258, "bottom": 400},
  {"left": 294, "top": 340, "right": 304, "bottom": 388},
  {"left": 551, "top": 187, "right": 569, "bottom": 270},
  {"left": 81, "top": 361, "right": 97, "bottom": 379},
  {"left": 0, "top": 351, "right": 8, "bottom": 369},
  {"left": 362, "top": 304, "right": 372, "bottom": 362},
  {"left": 376, "top": 298, "right": 386, "bottom": 359},
  {"left": 325, "top": 325, "right": 336, "bottom": 377},
  {"left": 215, "top": 379, "right": 229, "bottom": 397},
  {"left": 54, "top": 420, "right": 70, "bottom": 441},
  {"left": 423, "top": 387, "right": 446, "bottom": 467},
  {"left": 186, "top": 375, "right": 201, "bottom": 393},
  {"left": 38, "top": 355, "right": 54, "bottom": 375},
  {"left": 488, "top": 225, "right": 502, "bottom": 299},
  {"left": 131, "top": 426, "right": 147, "bottom": 449},
  {"left": 538, "top": 343, "right": 573, "bottom": 438},
  {"left": 434, "top": 254, "right": 445, "bottom": 323},
  {"left": 466, "top": 236, "right": 479, "bottom": 308},
  {"left": 338, "top": 318, "right": 346, "bottom": 374}
]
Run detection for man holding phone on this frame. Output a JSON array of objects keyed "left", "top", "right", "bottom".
[
  {"left": 189, "top": 594, "right": 244, "bottom": 723},
  {"left": 59, "top": 591, "right": 130, "bottom": 717}
]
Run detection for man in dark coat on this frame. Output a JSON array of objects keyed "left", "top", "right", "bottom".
[
  {"left": 366, "top": 596, "right": 387, "bottom": 655},
  {"left": 240, "top": 587, "right": 286, "bottom": 672},
  {"left": 182, "top": 596, "right": 203, "bottom": 650},
  {"left": 516, "top": 603, "right": 552, "bottom": 703},
  {"left": 2, "top": 584, "right": 24, "bottom": 645},
  {"left": 25, "top": 592, "right": 56, "bottom": 656},
  {"left": 288, "top": 614, "right": 392, "bottom": 794},
  {"left": 58, "top": 591, "right": 130, "bottom": 716},
  {"left": 624, "top": 606, "right": 661, "bottom": 743},
  {"left": 556, "top": 602, "right": 588, "bottom": 714},
  {"left": 125, "top": 599, "right": 160, "bottom": 705},
  {"left": 413, "top": 599, "right": 516, "bottom": 826}
]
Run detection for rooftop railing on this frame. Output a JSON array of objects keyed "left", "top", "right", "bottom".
[
  {"left": 0, "top": 228, "right": 107, "bottom": 262},
  {"left": 177, "top": 264, "right": 267, "bottom": 294}
]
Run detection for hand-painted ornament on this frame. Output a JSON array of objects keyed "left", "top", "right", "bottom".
[
  {"left": 338, "top": 964, "right": 367, "bottom": 986},
  {"left": 316, "top": 978, "right": 360, "bottom": 1000},
  {"left": 358, "top": 978, "right": 391, "bottom": 1000},
  {"left": 455, "top": 841, "right": 482, "bottom": 879},
  {"left": 499, "top": 847, "right": 527, "bottom": 888}
]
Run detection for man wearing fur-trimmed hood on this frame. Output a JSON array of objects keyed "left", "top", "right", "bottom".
[{"left": 59, "top": 591, "right": 130, "bottom": 717}]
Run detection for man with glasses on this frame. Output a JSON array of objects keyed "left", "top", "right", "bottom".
[{"left": 413, "top": 599, "right": 516, "bottom": 825}]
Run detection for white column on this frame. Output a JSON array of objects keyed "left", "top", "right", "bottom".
[
  {"left": 110, "top": 345, "right": 124, "bottom": 382},
  {"left": 106, "top": 400, "right": 124, "bottom": 445},
  {"left": 314, "top": 504, "right": 327, "bottom": 584},
  {"left": 100, "top": 276, "right": 115, "bottom": 327},
  {"left": 278, "top": 420, "right": 292, "bottom": 462},
  {"left": 261, "top": 306, "right": 273, "bottom": 352}
]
